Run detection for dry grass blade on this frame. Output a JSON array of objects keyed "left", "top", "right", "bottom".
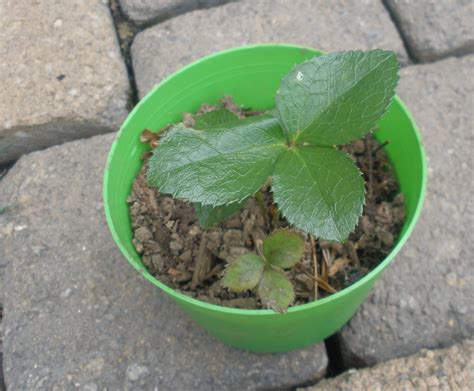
[
  {"left": 321, "top": 249, "right": 329, "bottom": 283},
  {"left": 310, "top": 235, "right": 318, "bottom": 300}
]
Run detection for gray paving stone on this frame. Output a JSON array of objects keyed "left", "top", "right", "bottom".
[
  {"left": 0, "top": 134, "right": 327, "bottom": 390},
  {"left": 0, "top": 0, "right": 130, "bottom": 163},
  {"left": 119, "top": 0, "right": 237, "bottom": 26},
  {"left": 339, "top": 55, "right": 474, "bottom": 367},
  {"left": 302, "top": 339, "right": 474, "bottom": 390},
  {"left": 385, "top": 0, "right": 474, "bottom": 62},
  {"left": 132, "top": 0, "right": 408, "bottom": 97}
]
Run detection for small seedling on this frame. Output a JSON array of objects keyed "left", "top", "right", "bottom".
[
  {"left": 146, "top": 50, "right": 399, "bottom": 310},
  {"left": 223, "top": 229, "right": 305, "bottom": 312}
]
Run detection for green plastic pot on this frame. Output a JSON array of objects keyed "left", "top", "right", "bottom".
[{"left": 104, "top": 44, "right": 427, "bottom": 353}]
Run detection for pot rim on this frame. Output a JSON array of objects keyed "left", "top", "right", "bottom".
[{"left": 103, "top": 43, "right": 427, "bottom": 316}]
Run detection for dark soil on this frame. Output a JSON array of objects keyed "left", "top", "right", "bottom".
[{"left": 128, "top": 98, "right": 405, "bottom": 310}]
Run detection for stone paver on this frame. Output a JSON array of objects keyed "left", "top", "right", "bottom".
[
  {"left": 131, "top": 0, "right": 408, "bottom": 97},
  {"left": 301, "top": 339, "right": 474, "bottom": 391},
  {"left": 339, "top": 55, "right": 474, "bottom": 366},
  {"left": 119, "top": 0, "right": 236, "bottom": 26},
  {"left": 0, "top": 0, "right": 130, "bottom": 163},
  {"left": 0, "top": 134, "right": 327, "bottom": 390},
  {"left": 385, "top": 0, "right": 474, "bottom": 62}
]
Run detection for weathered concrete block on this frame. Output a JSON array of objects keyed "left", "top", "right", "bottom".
[
  {"left": 132, "top": 0, "right": 408, "bottom": 97},
  {"left": 0, "top": 134, "right": 327, "bottom": 390},
  {"left": 0, "top": 0, "right": 130, "bottom": 163},
  {"left": 385, "top": 0, "right": 474, "bottom": 62},
  {"left": 119, "top": 0, "right": 237, "bottom": 26}
]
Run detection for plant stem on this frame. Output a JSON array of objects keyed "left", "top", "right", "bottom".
[
  {"left": 255, "top": 190, "right": 269, "bottom": 226},
  {"left": 310, "top": 235, "right": 318, "bottom": 300},
  {"left": 270, "top": 205, "right": 280, "bottom": 228},
  {"left": 372, "top": 140, "right": 390, "bottom": 155},
  {"left": 191, "top": 231, "right": 210, "bottom": 289},
  {"left": 345, "top": 241, "right": 360, "bottom": 267},
  {"left": 321, "top": 250, "right": 329, "bottom": 283},
  {"left": 365, "top": 136, "right": 373, "bottom": 199}
]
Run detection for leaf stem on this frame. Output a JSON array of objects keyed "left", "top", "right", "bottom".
[
  {"left": 310, "top": 235, "right": 318, "bottom": 300},
  {"left": 191, "top": 231, "right": 211, "bottom": 289},
  {"left": 365, "top": 136, "right": 373, "bottom": 199},
  {"left": 255, "top": 190, "right": 269, "bottom": 226}
]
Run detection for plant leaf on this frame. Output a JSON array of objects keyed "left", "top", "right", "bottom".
[
  {"left": 272, "top": 146, "right": 365, "bottom": 242},
  {"left": 147, "top": 115, "right": 286, "bottom": 206},
  {"left": 194, "top": 109, "right": 240, "bottom": 130},
  {"left": 194, "top": 200, "right": 247, "bottom": 229},
  {"left": 257, "top": 268, "right": 295, "bottom": 312},
  {"left": 222, "top": 254, "right": 265, "bottom": 292},
  {"left": 262, "top": 229, "right": 305, "bottom": 268},
  {"left": 275, "top": 50, "right": 399, "bottom": 145},
  {"left": 193, "top": 108, "right": 244, "bottom": 227}
]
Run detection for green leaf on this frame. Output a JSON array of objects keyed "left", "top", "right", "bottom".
[
  {"left": 272, "top": 146, "right": 365, "bottom": 242},
  {"left": 262, "top": 229, "right": 305, "bottom": 268},
  {"left": 194, "top": 109, "right": 240, "bottom": 130},
  {"left": 275, "top": 50, "right": 399, "bottom": 145},
  {"left": 223, "top": 254, "right": 265, "bottom": 292},
  {"left": 194, "top": 200, "right": 247, "bottom": 229},
  {"left": 193, "top": 109, "right": 243, "bottom": 227},
  {"left": 257, "top": 268, "right": 294, "bottom": 312},
  {"left": 147, "top": 114, "right": 286, "bottom": 205}
]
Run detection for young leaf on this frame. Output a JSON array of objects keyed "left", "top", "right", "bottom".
[
  {"left": 257, "top": 268, "right": 295, "bottom": 312},
  {"left": 146, "top": 115, "right": 286, "bottom": 206},
  {"left": 272, "top": 146, "right": 364, "bottom": 242},
  {"left": 222, "top": 254, "right": 265, "bottom": 292},
  {"left": 194, "top": 109, "right": 240, "bottom": 130},
  {"left": 262, "top": 229, "right": 305, "bottom": 268},
  {"left": 194, "top": 199, "right": 247, "bottom": 229},
  {"left": 275, "top": 50, "right": 399, "bottom": 145}
]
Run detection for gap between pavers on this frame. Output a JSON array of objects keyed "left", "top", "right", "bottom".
[
  {"left": 300, "top": 339, "right": 474, "bottom": 390},
  {"left": 0, "top": 134, "right": 327, "bottom": 390},
  {"left": 131, "top": 0, "right": 408, "bottom": 98},
  {"left": 384, "top": 0, "right": 474, "bottom": 63},
  {"left": 119, "top": 0, "right": 238, "bottom": 27}
]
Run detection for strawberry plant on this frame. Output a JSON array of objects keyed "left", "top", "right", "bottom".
[
  {"left": 146, "top": 50, "right": 399, "bottom": 310},
  {"left": 222, "top": 229, "right": 305, "bottom": 312}
]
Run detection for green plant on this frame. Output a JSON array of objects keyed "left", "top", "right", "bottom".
[
  {"left": 146, "top": 50, "right": 399, "bottom": 310},
  {"left": 223, "top": 229, "right": 304, "bottom": 312}
]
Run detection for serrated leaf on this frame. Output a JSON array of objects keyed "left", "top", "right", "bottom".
[
  {"left": 257, "top": 268, "right": 295, "bottom": 312},
  {"left": 192, "top": 108, "right": 244, "bottom": 227},
  {"left": 147, "top": 115, "right": 286, "bottom": 205},
  {"left": 222, "top": 254, "right": 265, "bottom": 292},
  {"left": 262, "top": 229, "right": 305, "bottom": 268},
  {"left": 272, "top": 146, "right": 364, "bottom": 242},
  {"left": 194, "top": 199, "right": 247, "bottom": 229},
  {"left": 275, "top": 50, "right": 399, "bottom": 145},
  {"left": 194, "top": 109, "right": 240, "bottom": 130}
]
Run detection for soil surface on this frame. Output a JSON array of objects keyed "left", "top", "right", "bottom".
[{"left": 128, "top": 98, "right": 405, "bottom": 309}]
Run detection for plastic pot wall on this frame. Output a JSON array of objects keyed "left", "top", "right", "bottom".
[{"left": 104, "top": 44, "right": 427, "bottom": 353}]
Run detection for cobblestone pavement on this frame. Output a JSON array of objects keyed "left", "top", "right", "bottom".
[{"left": 0, "top": 0, "right": 472, "bottom": 389}]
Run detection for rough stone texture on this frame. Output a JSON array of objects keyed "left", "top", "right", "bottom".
[
  {"left": 339, "top": 55, "right": 474, "bottom": 366},
  {"left": 302, "top": 339, "right": 474, "bottom": 390},
  {"left": 0, "top": 0, "right": 130, "bottom": 163},
  {"left": 0, "top": 134, "right": 327, "bottom": 390},
  {"left": 132, "top": 0, "right": 408, "bottom": 97},
  {"left": 119, "top": 0, "right": 237, "bottom": 26},
  {"left": 385, "top": 0, "right": 474, "bottom": 62}
]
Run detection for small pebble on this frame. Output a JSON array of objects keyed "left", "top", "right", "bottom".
[{"left": 169, "top": 240, "right": 183, "bottom": 252}]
